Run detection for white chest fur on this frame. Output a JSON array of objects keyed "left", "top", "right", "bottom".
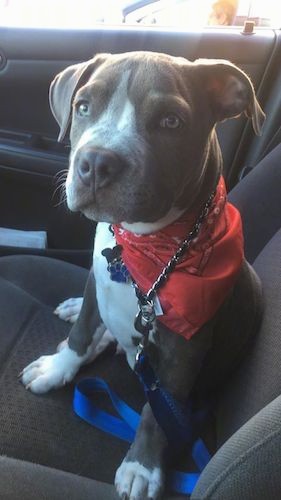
[{"left": 93, "top": 222, "right": 142, "bottom": 369}]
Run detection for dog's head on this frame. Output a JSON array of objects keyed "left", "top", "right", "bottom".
[{"left": 50, "top": 52, "right": 264, "bottom": 230}]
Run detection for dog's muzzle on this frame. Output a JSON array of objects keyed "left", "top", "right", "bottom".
[{"left": 77, "top": 146, "right": 125, "bottom": 190}]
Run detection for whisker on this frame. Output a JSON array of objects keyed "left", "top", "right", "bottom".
[
  {"left": 55, "top": 174, "right": 67, "bottom": 185},
  {"left": 52, "top": 168, "right": 69, "bottom": 208},
  {"left": 54, "top": 168, "right": 68, "bottom": 181},
  {"left": 52, "top": 167, "right": 68, "bottom": 202},
  {"left": 54, "top": 175, "right": 68, "bottom": 187},
  {"left": 53, "top": 187, "right": 67, "bottom": 208},
  {"left": 53, "top": 197, "right": 67, "bottom": 208},
  {"left": 52, "top": 183, "right": 64, "bottom": 200}
]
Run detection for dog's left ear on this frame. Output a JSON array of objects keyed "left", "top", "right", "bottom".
[
  {"left": 194, "top": 59, "right": 265, "bottom": 135},
  {"left": 49, "top": 54, "right": 109, "bottom": 142}
]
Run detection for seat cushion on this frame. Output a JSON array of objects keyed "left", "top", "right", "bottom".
[
  {"left": 0, "top": 255, "right": 146, "bottom": 484},
  {"left": 0, "top": 254, "right": 198, "bottom": 500},
  {"left": 0, "top": 455, "right": 187, "bottom": 500},
  {"left": 192, "top": 392, "right": 281, "bottom": 499},
  {"left": 0, "top": 455, "right": 119, "bottom": 500},
  {"left": 217, "top": 228, "right": 281, "bottom": 444},
  {"left": 0, "top": 255, "right": 88, "bottom": 366}
]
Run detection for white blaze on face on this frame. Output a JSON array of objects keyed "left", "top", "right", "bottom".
[
  {"left": 74, "top": 91, "right": 137, "bottom": 153},
  {"left": 65, "top": 70, "right": 148, "bottom": 210},
  {"left": 66, "top": 70, "right": 144, "bottom": 200},
  {"left": 65, "top": 155, "right": 75, "bottom": 209}
]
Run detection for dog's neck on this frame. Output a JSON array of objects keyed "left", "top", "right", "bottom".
[{"left": 121, "top": 207, "right": 186, "bottom": 235}]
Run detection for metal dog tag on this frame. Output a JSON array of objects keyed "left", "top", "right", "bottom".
[{"left": 134, "top": 301, "right": 156, "bottom": 335}]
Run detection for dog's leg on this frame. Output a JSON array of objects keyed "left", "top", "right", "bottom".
[
  {"left": 115, "top": 324, "right": 213, "bottom": 500},
  {"left": 20, "top": 270, "right": 103, "bottom": 394},
  {"left": 54, "top": 296, "right": 124, "bottom": 360},
  {"left": 57, "top": 328, "right": 124, "bottom": 364},
  {"left": 115, "top": 403, "right": 166, "bottom": 500}
]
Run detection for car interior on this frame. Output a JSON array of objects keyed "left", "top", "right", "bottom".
[{"left": 0, "top": 4, "right": 281, "bottom": 499}]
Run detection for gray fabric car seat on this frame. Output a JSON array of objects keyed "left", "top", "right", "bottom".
[
  {"left": 192, "top": 227, "right": 281, "bottom": 499},
  {"left": 190, "top": 144, "right": 281, "bottom": 498},
  {"left": 0, "top": 144, "right": 280, "bottom": 499},
  {"left": 228, "top": 143, "right": 281, "bottom": 264}
]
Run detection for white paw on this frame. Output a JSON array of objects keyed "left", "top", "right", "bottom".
[
  {"left": 54, "top": 297, "right": 83, "bottom": 323},
  {"left": 115, "top": 461, "right": 164, "bottom": 500},
  {"left": 20, "top": 345, "right": 83, "bottom": 394}
]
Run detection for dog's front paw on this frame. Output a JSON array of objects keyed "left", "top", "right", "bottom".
[
  {"left": 20, "top": 346, "right": 82, "bottom": 394},
  {"left": 54, "top": 297, "right": 83, "bottom": 323},
  {"left": 115, "top": 460, "right": 164, "bottom": 500}
]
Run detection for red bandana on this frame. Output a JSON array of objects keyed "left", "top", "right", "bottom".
[{"left": 113, "top": 176, "right": 244, "bottom": 340}]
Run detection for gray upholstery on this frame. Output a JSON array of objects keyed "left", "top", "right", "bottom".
[
  {"left": 191, "top": 228, "right": 281, "bottom": 498},
  {"left": 192, "top": 393, "right": 281, "bottom": 499},
  {"left": 0, "top": 456, "right": 186, "bottom": 500},
  {"left": 229, "top": 143, "right": 281, "bottom": 264},
  {"left": 0, "top": 456, "right": 119, "bottom": 500},
  {"left": 217, "top": 229, "right": 281, "bottom": 444},
  {"left": 0, "top": 256, "right": 145, "bottom": 485}
]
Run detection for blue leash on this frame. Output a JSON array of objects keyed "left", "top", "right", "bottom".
[
  {"left": 73, "top": 377, "right": 211, "bottom": 495},
  {"left": 135, "top": 352, "right": 194, "bottom": 450}
]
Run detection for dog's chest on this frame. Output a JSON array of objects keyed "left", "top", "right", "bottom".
[{"left": 93, "top": 222, "right": 142, "bottom": 367}]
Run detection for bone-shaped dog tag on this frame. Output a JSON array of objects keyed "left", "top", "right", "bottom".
[{"left": 101, "top": 245, "right": 131, "bottom": 283}]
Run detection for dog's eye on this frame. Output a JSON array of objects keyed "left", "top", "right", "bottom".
[
  {"left": 159, "top": 114, "right": 181, "bottom": 129},
  {"left": 77, "top": 101, "right": 90, "bottom": 117}
]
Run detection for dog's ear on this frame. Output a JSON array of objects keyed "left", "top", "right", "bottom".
[
  {"left": 49, "top": 54, "right": 109, "bottom": 142},
  {"left": 194, "top": 59, "right": 265, "bottom": 135}
]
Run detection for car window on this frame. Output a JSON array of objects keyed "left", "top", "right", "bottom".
[{"left": 0, "top": 0, "right": 280, "bottom": 29}]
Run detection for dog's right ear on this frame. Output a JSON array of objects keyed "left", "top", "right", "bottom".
[
  {"left": 192, "top": 59, "right": 265, "bottom": 136},
  {"left": 49, "top": 54, "right": 109, "bottom": 142}
]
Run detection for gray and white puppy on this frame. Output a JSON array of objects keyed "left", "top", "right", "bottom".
[{"left": 21, "top": 52, "right": 264, "bottom": 500}]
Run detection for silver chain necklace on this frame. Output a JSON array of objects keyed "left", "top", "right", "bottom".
[{"left": 130, "top": 189, "right": 216, "bottom": 337}]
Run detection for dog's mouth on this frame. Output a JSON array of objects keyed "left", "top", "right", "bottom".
[
  {"left": 79, "top": 203, "right": 121, "bottom": 224},
  {"left": 66, "top": 174, "right": 174, "bottom": 225},
  {"left": 66, "top": 185, "right": 119, "bottom": 223}
]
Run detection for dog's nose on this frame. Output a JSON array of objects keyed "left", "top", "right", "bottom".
[{"left": 77, "top": 147, "right": 124, "bottom": 189}]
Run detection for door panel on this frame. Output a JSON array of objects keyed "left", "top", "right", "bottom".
[
  {"left": 0, "top": 27, "right": 276, "bottom": 138},
  {"left": 0, "top": 26, "right": 278, "bottom": 264}
]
